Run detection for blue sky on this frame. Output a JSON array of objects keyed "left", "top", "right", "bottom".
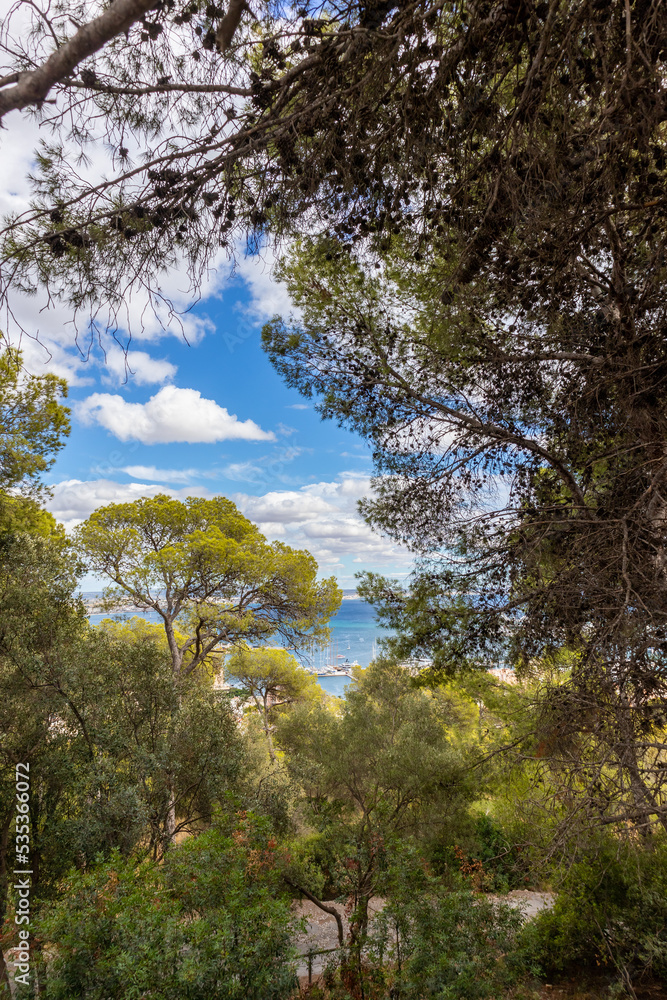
[
  {"left": 0, "top": 40, "right": 425, "bottom": 593},
  {"left": 22, "top": 253, "right": 414, "bottom": 589}
]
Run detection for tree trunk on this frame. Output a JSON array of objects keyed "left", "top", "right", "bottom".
[
  {"left": 165, "top": 798, "right": 176, "bottom": 848},
  {"left": 262, "top": 693, "right": 277, "bottom": 764},
  {"left": 345, "top": 893, "right": 370, "bottom": 999},
  {"left": 615, "top": 691, "right": 667, "bottom": 835},
  {"left": 162, "top": 617, "right": 181, "bottom": 848},
  {"left": 163, "top": 618, "right": 183, "bottom": 677},
  {"left": 284, "top": 879, "right": 344, "bottom": 947}
]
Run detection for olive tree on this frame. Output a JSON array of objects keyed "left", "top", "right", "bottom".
[{"left": 277, "top": 660, "right": 475, "bottom": 956}]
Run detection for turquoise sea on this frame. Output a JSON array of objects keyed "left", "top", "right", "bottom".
[{"left": 84, "top": 594, "right": 393, "bottom": 698}]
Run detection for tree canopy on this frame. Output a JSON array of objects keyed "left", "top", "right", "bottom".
[
  {"left": 277, "top": 659, "right": 475, "bottom": 952},
  {"left": 262, "top": 225, "right": 667, "bottom": 836},
  {"left": 225, "top": 646, "right": 323, "bottom": 760},
  {"left": 0, "top": 348, "right": 69, "bottom": 497},
  {"left": 1, "top": 1, "right": 665, "bottom": 342},
  {"left": 75, "top": 493, "right": 341, "bottom": 677}
]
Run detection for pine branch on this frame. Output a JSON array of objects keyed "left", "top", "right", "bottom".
[{"left": 0, "top": 0, "right": 157, "bottom": 119}]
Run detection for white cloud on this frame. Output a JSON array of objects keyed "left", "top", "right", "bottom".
[
  {"left": 0, "top": 85, "right": 296, "bottom": 382},
  {"left": 46, "top": 473, "right": 414, "bottom": 578},
  {"left": 222, "top": 461, "right": 268, "bottom": 483},
  {"left": 286, "top": 403, "right": 310, "bottom": 410},
  {"left": 221, "top": 446, "right": 306, "bottom": 485},
  {"left": 275, "top": 422, "right": 296, "bottom": 437},
  {"left": 0, "top": 81, "right": 225, "bottom": 355},
  {"left": 46, "top": 478, "right": 214, "bottom": 532},
  {"left": 77, "top": 385, "right": 275, "bottom": 444},
  {"left": 238, "top": 490, "right": 337, "bottom": 523},
  {"left": 234, "top": 250, "right": 295, "bottom": 321},
  {"left": 382, "top": 415, "right": 457, "bottom": 456},
  {"left": 120, "top": 465, "right": 199, "bottom": 483},
  {"left": 233, "top": 475, "right": 414, "bottom": 571},
  {"left": 102, "top": 347, "right": 177, "bottom": 386}
]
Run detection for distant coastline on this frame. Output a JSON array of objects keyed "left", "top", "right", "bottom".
[{"left": 82, "top": 589, "right": 363, "bottom": 611}]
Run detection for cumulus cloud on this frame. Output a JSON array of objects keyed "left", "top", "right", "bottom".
[
  {"left": 46, "top": 478, "right": 214, "bottom": 532},
  {"left": 234, "top": 250, "right": 295, "bottom": 322},
  {"left": 238, "top": 490, "right": 337, "bottom": 523},
  {"left": 233, "top": 475, "right": 414, "bottom": 571},
  {"left": 77, "top": 385, "right": 276, "bottom": 444},
  {"left": 45, "top": 473, "right": 413, "bottom": 577},
  {"left": 102, "top": 347, "right": 177, "bottom": 386}
]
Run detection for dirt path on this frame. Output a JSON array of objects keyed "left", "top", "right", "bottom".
[
  {"left": 293, "top": 890, "right": 555, "bottom": 978},
  {"left": 487, "top": 889, "right": 555, "bottom": 919}
]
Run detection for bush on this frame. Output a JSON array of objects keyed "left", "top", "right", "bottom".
[
  {"left": 519, "top": 835, "right": 667, "bottom": 985},
  {"left": 428, "top": 815, "right": 529, "bottom": 892},
  {"left": 371, "top": 876, "right": 524, "bottom": 1000},
  {"left": 473, "top": 814, "right": 529, "bottom": 890},
  {"left": 32, "top": 814, "right": 301, "bottom": 1000}
]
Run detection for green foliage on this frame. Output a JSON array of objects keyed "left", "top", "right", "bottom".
[
  {"left": 0, "top": 524, "right": 247, "bottom": 974},
  {"left": 392, "top": 892, "right": 522, "bottom": 999},
  {"left": 227, "top": 646, "right": 322, "bottom": 706},
  {"left": 237, "top": 712, "right": 298, "bottom": 836},
  {"left": 429, "top": 814, "right": 529, "bottom": 894},
  {"left": 365, "top": 872, "right": 523, "bottom": 1000},
  {"left": 470, "top": 814, "right": 524, "bottom": 892},
  {"left": 520, "top": 835, "right": 667, "bottom": 983},
  {"left": 357, "top": 571, "right": 497, "bottom": 677},
  {"left": 75, "top": 493, "right": 341, "bottom": 677},
  {"left": 227, "top": 645, "right": 323, "bottom": 759},
  {"left": 277, "top": 659, "right": 476, "bottom": 944},
  {"left": 0, "top": 494, "right": 63, "bottom": 539},
  {"left": 35, "top": 817, "right": 301, "bottom": 1000},
  {"left": 279, "top": 659, "right": 473, "bottom": 844},
  {"left": 0, "top": 348, "right": 69, "bottom": 496},
  {"left": 265, "top": 206, "right": 667, "bottom": 842}
]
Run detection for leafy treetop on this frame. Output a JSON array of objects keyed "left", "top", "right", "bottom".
[
  {"left": 75, "top": 493, "right": 341, "bottom": 678},
  {"left": 225, "top": 645, "right": 323, "bottom": 761},
  {"left": 0, "top": 348, "right": 70, "bottom": 497}
]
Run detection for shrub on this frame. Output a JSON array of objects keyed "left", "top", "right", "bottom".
[
  {"left": 429, "top": 815, "right": 529, "bottom": 893},
  {"left": 32, "top": 814, "right": 301, "bottom": 1000},
  {"left": 519, "top": 834, "right": 667, "bottom": 985},
  {"left": 372, "top": 877, "right": 524, "bottom": 1000},
  {"left": 473, "top": 814, "right": 529, "bottom": 890}
]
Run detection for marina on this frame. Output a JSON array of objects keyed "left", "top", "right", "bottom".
[{"left": 83, "top": 591, "right": 392, "bottom": 696}]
